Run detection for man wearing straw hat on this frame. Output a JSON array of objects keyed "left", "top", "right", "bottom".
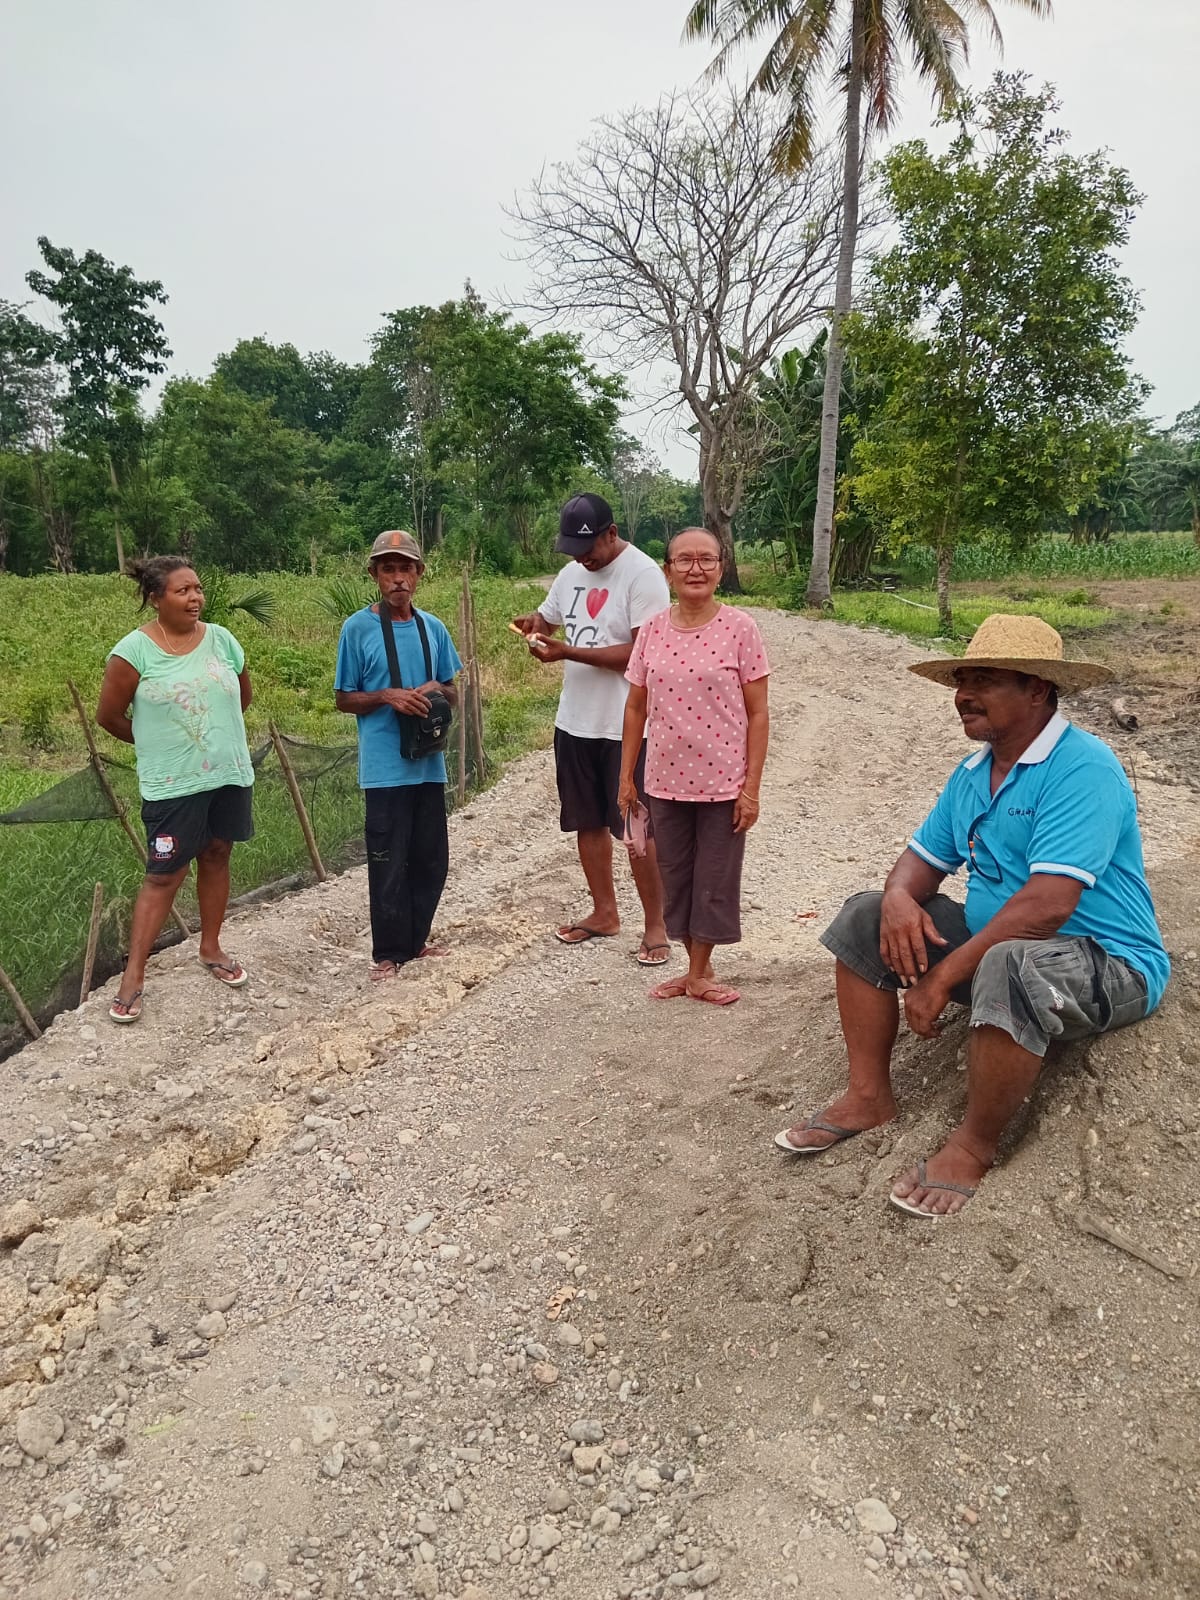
[{"left": 776, "top": 614, "right": 1169, "bottom": 1219}]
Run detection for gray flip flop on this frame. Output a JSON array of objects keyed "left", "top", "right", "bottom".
[
  {"left": 888, "top": 1159, "right": 977, "bottom": 1219},
  {"left": 773, "top": 1115, "right": 863, "bottom": 1155}
]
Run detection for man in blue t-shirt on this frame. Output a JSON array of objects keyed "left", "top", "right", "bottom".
[
  {"left": 774, "top": 615, "right": 1169, "bottom": 1221},
  {"left": 335, "top": 531, "right": 462, "bottom": 980}
]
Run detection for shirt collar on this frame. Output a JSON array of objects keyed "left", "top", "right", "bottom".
[{"left": 963, "top": 712, "right": 1070, "bottom": 772}]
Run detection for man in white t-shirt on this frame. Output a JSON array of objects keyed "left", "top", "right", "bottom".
[{"left": 513, "top": 493, "right": 671, "bottom": 963}]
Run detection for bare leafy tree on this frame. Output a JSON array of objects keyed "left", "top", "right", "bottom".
[
  {"left": 610, "top": 438, "right": 660, "bottom": 545},
  {"left": 511, "top": 93, "right": 846, "bottom": 589}
]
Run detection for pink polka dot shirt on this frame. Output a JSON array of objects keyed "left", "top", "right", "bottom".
[{"left": 626, "top": 605, "right": 770, "bottom": 801}]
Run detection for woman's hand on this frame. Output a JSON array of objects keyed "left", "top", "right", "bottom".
[
  {"left": 733, "top": 787, "right": 760, "bottom": 833},
  {"left": 617, "top": 776, "right": 639, "bottom": 819}
]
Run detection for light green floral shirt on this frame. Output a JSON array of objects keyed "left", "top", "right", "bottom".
[{"left": 109, "top": 624, "right": 255, "bottom": 801}]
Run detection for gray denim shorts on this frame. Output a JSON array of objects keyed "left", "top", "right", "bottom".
[{"left": 821, "top": 891, "right": 1149, "bottom": 1058}]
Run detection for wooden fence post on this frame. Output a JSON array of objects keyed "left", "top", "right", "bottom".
[
  {"left": 463, "top": 577, "right": 487, "bottom": 784},
  {"left": 456, "top": 580, "right": 470, "bottom": 806},
  {"left": 0, "top": 961, "right": 41, "bottom": 1040},
  {"left": 268, "top": 724, "right": 327, "bottom": 882},
  {"left": 80, "top": 882, "right": 104, "bottom": 1005},
  {"left": 67, "top": 680, "right": 190, "bottom": 937}
]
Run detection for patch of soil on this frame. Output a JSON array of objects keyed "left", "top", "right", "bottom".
[{"left": 963, "top": 577, "right": 1200, "bottom": 792}]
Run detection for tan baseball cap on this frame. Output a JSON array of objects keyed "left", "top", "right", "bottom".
[{"left": 367, "top": 530, "right": 423, "bottom": 564}]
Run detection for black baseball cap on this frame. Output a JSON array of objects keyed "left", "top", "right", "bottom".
[{"left": 556, "top": 493, "right": 616, "bottom": 556}]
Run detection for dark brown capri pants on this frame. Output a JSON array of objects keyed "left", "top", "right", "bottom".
[
  {"left": 648, "top": 796, "right": 745, "bottom": 946},
  {"left": 820, "top": 890, "right": 1149, "bottom": 1058}
]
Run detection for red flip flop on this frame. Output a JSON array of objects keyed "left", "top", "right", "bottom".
[{"left": 687, "top": 982, "right": 740, "bottom": 1006}]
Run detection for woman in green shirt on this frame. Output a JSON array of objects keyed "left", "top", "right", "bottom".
[{"left": 97, "top": 557, "right": 255, "bottom": 1023}]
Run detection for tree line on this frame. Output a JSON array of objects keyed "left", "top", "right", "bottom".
[
  {"left": 0, "top": 257, "right": 699, "bottom": 578},
  {"left": 2, "top": 73, "right": 1195, "bottom": 607}
]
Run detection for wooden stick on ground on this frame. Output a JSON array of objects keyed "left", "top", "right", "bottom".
[
  {"left": 268, "top": 723, "right": 327, "bottom": 882},
  {"left": 0, "top": 961, "right": 41, "bottom": 1040},
  {"left": 1076, "top": 1210, "right": 1185, "bottom": 1280},
  {"left": 67, "top": 680, "right": 190, "bottom": 937},
  {"left": 80, "top": 881, "right": 105, "bottom": 1005}
]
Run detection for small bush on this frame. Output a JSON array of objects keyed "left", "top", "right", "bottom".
[
  {"left": 643, "top": 539, "right": 666, "bottom": 563},
  {"left": 268, "top": 645, "right": 321, "bottom": 691},
  {"left": 20, "top": 693, "right": 58, "bottom": 752}
]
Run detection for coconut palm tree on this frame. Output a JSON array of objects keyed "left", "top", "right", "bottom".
[{"left": 684, "top": 0, "right": 1052, "bottom": 607}]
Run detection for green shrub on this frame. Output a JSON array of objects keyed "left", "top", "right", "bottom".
[
  {"left": 20, "top": 693, "right": 58, "bottom": 752},
  {"left": 268, "top": 645, "right": 321, "bottom": 691}
]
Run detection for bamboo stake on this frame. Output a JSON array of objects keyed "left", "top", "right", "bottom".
[
  {"left": 465, "top": 579, "right": 487, "bottom": 782},
  {"left": 0, "top": 961, "right": 41, "bottom": 1040},
  {"left": 268, "top": 723, "right": 327, "bottom": 881},
  {"left": 79, "top": 881, "right": 105, "bottom": 1005},
  {"left": 456, "top": 580, "right": 469, "bottom": 806},
  {"left": 67, "top": 680, "right": 190, "bottom": 937}
]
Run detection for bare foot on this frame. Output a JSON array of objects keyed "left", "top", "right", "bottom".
[
  {"left": 418, "top": 942, "right": 450, "bottom": 957},
  {"left": 370, "top": 960, "right": 399, "bottom": 983},
  {"left": 779, "top": 1092, "right": 896, "bottom": 1153},
  {"left": 890, "top": 1136, "right": 992, "bottom": 1217}
]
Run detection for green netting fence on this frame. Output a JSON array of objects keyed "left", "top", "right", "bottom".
[
  {"left": 0, "top": 730, "right": 486, "bottom": 1054},
  {"left": 0, "top": 578, "right": 492, "bottom": 1054}
]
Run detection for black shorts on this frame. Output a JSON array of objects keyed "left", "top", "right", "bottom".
[
  {"left": 141, "top": 784, "right": 254, "bottom": 875},
  {"left": 554, "top": 729, "right": 647, "bottom": 840}
]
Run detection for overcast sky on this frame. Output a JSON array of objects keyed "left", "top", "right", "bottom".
[{"left": 3, "top": 0, "right": 1196, "bottom": 475}]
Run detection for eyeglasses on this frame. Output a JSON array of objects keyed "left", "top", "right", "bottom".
[
  {"left": 668, "top": 554, "right": 721, "bottom": 573},
  {"left": 966, "top": 813, "right": 1002, "bottom": 883}
]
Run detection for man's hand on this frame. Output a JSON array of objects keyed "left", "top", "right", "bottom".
[
  {"left": 732, "top": 788, "right": 760, "bottom": 833},
  {"left": 879, "top": 888, "right": 948, "bottom": 986},
  {"left": 902, "top": 970, "right": 951, "bottom": 1040},
  {"left": 528, "top": 635, "right": 567, "bottom": 662},
  {"left": 381, "top": 686, "right": 432, "bottom": 717},
  {"left": 512, "top": 613, "right": 545, "bottom": 636}
]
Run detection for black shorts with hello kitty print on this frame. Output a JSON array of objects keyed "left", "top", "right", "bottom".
[{"left": 140, "top": 783, "right": 254, "bottom": 875}]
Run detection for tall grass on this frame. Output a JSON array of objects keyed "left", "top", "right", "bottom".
[
  {"left": 899, "top": 532, "right": 1198, "bottom": 584},
  {"left": 827, "top": 589, "right": 1112, "bottom": 648}
]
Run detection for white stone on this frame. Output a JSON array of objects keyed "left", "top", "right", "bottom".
[{"left": 854, "top": 1498, "right": 898, "bottom": 1536}]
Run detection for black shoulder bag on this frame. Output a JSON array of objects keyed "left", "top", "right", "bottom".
[{"left": 377, "top": 606, "right": 454, "bottom": 760}]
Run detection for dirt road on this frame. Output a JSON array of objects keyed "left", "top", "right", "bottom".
[{"left": 1, "top": 611, "right": 1198, "bottom": 1600}]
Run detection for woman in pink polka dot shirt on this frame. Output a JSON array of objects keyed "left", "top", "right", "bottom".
[{"left": 618, "top": 527, "right": 770, "bottom": 1005}]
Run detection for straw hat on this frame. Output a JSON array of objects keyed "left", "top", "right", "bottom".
[{"left": 908, "top": 614, "right": 1113, "bottom": 694}]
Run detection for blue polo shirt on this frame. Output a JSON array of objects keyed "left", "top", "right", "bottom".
[
  {"left": 909, "top": 713, "right": 1169, "bottom": 1009},
  {"left": 335, "top": 606, "right": 462, "bottom": 789}
]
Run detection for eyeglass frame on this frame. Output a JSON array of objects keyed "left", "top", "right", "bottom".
[
  {"left": 666, "top": 553, "right": 722, "bottom": 573},
  {"left": 966, "top": 810, "right": 1004, "bottom": 884}
]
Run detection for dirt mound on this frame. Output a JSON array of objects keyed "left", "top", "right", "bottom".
[{"left": 0, "top": 610, "right": 1196, "bottom": 1600}]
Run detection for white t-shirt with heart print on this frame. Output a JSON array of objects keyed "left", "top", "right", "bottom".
[{"left": 539, "top": 544, "right": 670, "bottom": 740}]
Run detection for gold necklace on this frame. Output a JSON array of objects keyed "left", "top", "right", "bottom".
[{"left": 155, "top": 619, "right": 200, "bottom": 656}]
